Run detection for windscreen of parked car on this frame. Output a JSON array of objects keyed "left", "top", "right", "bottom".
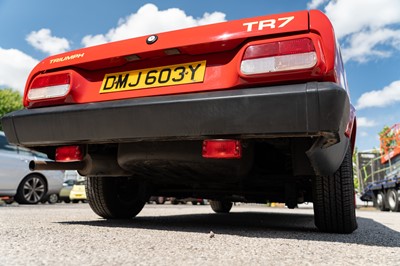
[{"left": 0, "top": 134, "right": 18, "bottom": 153}]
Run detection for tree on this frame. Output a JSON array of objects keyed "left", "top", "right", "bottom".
[
  {"left": 0, "top": 88, "right": 23, "bottom": 131},
  {"left": 379, "top": 125, "right": 396, "bottom": 154},
  {"left": 352, "top": 147, "right": 359, "bottom": 191}
]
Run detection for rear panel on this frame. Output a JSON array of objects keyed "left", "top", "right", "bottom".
[{"left": 23, "top": 10, "right": 339, "bottom": 108}]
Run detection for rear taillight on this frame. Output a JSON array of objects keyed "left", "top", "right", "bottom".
[
  {"left": 240, "top": 38, "right": 317, "bottom": 75},
  {"left": 28, "top": 73, "right": 70, "bottom": 101},
  {"left": 202, "top": 139, "right": 242, "bottom": 159},
  {"left": 56, "top": 146, "right": 83, "bottom": 162}
]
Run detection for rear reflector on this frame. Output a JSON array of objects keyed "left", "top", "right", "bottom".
[
  {"left": 202, "top": 139, "right": 242, "bottom": 159},
  {"left": 55, "top": 146, "right": 83, "bottom": 162},
  {"left": 241, "top": 38, "right": 317, "bottom": 75},
  {"left": 28, "top": 73, "right": 70, "bottom": 101}
]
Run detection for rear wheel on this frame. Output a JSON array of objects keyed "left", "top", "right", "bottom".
[
  {"left": 210, "top": 200, "right": 233, "bottom": 213},
  {"left": 376, "top": 191, "right": 389, "bottom": 211},
  {"left": 387, "top": 189, "right": 400, "bottom": 212},
  {"left": 15, "top": 174, "right": 47, "bottom": 204},
  {"left": 86, "top": 176, "right": 148, "bottom": 219},
  {"left": 312, "top": 146, "right": 358, "bottom": 234}
]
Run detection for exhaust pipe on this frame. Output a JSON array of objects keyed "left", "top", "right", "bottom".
[
  {"left": 29, "top": 154, "right": 130, "bottom": 176},
  {"left": 29, "top": 160, "right": 86, "bottom": 171}
]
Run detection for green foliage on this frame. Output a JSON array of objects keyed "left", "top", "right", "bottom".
[
  {"left": 379, "top": 125, "right": 394, "bottom": 153},
  {"left": 0, "top": 88, "right": 23, "bottom": 131},
  {"left": 352, "top": 147, "right": 359, "bottom": 191}
]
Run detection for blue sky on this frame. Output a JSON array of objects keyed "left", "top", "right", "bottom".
[{"left": 0, "top": 0, "right": 399, "bottom": 151}]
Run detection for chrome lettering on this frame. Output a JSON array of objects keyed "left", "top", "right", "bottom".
[
  {"left": 243, "top": 16, "right": 295, "bottom": 32},
  {"left": 50, "top": 53, "right": 85, "bottom": 64},
  {"left": 278, "top": 16, "right": 295, "bottom": 28}
]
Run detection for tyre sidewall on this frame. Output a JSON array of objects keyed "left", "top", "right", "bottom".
[
  {"left": 387, "top": 189, "right": 400, "bottom": 212},
  {"left": 312, "top": 145, "right": 358, "bottom": 234},
  {"left": 15, "top": 174, "right": 47, "bottom": 204}
]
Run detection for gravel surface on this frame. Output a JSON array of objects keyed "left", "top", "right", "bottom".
[{"left": 1, "top": 203, "right": 399, "bottom": 265}]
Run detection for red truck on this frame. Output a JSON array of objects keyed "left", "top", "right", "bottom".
[{"left": 2, "top": 10, "right": 357, "bottom": 233}]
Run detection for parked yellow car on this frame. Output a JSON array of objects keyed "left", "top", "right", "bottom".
[
  {"left": 69, "top": 177, "right": 87, "bottom": 203},
  {"left": 59, "top": 179, "right": 76, "bottom": 203}
]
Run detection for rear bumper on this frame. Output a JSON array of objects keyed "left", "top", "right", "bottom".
[{"left": 3, "top": 82, "right": 350, "bottom": 146}]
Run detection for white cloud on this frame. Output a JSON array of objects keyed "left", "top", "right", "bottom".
[
  {"left": 0, "top": 47, "right": 39, "bottom": 93},
  {"left": 324, "top": 0, "right": 400, "bottom": 39},
  {"left": 308, "top": 0, "right": 400, "bottom": 63},
  {"left": 341, "top": 28, "right": 400, "bottom": 63},
  {"left": 26, "top": 28, "right": 70, "bottom": 55},
  {"left": 307, "top": 0, "right": 329, "bottom": 9},
  {"left": 357, "top": 117, "right": 377, "bottom": 128},
  {"left": 356, "top": 80, "right": 400, "bottom": 109},
  {"left": 82, "top": 3, "right": 226, "bottom": 47}
]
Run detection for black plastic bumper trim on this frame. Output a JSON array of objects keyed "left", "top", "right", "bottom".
[{"left": 2, "top": 82, "right": 350, "bottom": 147}]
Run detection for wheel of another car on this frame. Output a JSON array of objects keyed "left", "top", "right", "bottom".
[
  {"left": 47, "top": 193, "right": 59, "bottom": 204},
  {"left": 376, "top": 191, "right": 389, "bottom": 211},
  {"left": 170, "top": 198, "right": 179, "bottom": 205},
  {"left": 15, "top": 174, "right": 47, "bottom": 204},
  {"left": 63, "top": 198, "right": 71, "bottom": 203},
  {"left": 86, "top": 176, "right": 148, "bottom": 219},
  {"left": 312, "top": 146, "right": 358, "bottom": 234},
  {"left": 210, "top": 200, "right": 233, "bottom": 213},
  {"left": 387, "top": 189, "right": 400, "bottom": 212},
  {"left": 156, "top": 197, "right": 165, "bottom": 204}
]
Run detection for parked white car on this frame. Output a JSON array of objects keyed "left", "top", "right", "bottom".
[{"left": 0, "top": 131, "right": 64, "bottom": 204}]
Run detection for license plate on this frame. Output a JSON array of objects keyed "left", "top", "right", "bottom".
[{"left": 100, "top": 60, "right": 206, "bottom": 93}]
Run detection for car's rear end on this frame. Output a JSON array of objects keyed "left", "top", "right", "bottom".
[{"left": 2, "top": 10, "right": 357, "bottom": 233}]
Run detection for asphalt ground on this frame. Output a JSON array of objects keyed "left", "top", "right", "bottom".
[{"left": 0, "top": 203, "right": 399, "bottom": 265}]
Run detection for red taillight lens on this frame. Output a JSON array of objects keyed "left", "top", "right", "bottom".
[
  {"left": 28, "top": 73, "right": 70, "bottom": 101},
  {"left": 31, "top": 73, "right": 70, "bottom": 89},
  {"left": 241, "top": 38, "right": 317, "bottom": 75},
  {"left": 55, "top": 146, "right": 83, "bottom": 162},
  {"left": 243, "top": 38, "right": 315, "bottom": 60},
  {"left": 202, "top": 139, "right": 242, "bottom": 159}
]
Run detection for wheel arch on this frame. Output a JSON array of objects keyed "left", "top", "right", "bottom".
[{"left": 20, "top": 172, "right": 49, "bottom": 192}]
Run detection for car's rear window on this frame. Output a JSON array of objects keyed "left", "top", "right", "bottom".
[{"left": 0, "top": 134, "right": 18, "bottom": 153}]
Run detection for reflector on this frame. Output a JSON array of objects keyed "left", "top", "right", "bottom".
[
  {"left": 55, "top": 146, "right": 83, "bottom": 162},
  {"left": 202, "top": 139, "right": 242, "bottom": 159}
]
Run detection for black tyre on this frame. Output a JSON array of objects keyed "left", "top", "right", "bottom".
[
  {"left": 210, "top": 200, "right": 233, "bottom": 213},
  {"left": 312, "top": 146, "right": 358, "bottom": 234},
  {"left": 86, "top": 176, "right": 148, "bottom": 219},
  {"left": 47, "top": 194, "right": 59, "bottom": 204},
  {"left": 15, "top": 174, "right": 47, "bottom": 204},
  {"left": 170, "top": 198, "right": 179, "bottom": 205},
  {"left": 156, "top": 197, "right": 165, "bottom": 205},
  {"left": 376, "top": 191, "right": 389, "bottom": 211},
  {"left": 387, "top": 189, "right": 400, "bottom": 212},
  {"left": 63, "top": 198, "right": 71, "bottom": 204}
]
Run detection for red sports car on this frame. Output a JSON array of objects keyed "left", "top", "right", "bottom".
[{"left": 2, "top": 10, "right": 357, "bottom": 233}]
